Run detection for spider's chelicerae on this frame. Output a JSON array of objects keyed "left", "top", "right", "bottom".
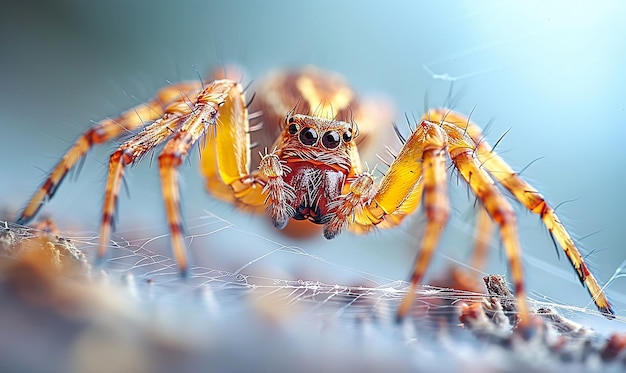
[{"left": 16, "top": 66, "right": 613, "bottom": 326}]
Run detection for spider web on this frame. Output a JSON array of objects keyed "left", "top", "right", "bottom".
[
  {"left": 92, "top": 211, "right": 625, "bottom": 323},
  {"left": 1, "top": 210, "right": 625, "bottom": 372},
  {"left": 59, "top": 212, "right": 466, "bottom": 324}
]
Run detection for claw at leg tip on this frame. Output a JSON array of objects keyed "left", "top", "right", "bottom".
[
  {"left": 179, "top": 265, "right": 189, "bottom": 279},
  {"left": 323, "top": 227, "right": 338, "bottom": 240},
  {"left": 514, "top": 316, "right": 543, "bottom": 341},
  {"left": 94, "top": 254, "right": 107, "bottom": 268},
  {"left": 394, "top": 312, "right": 406, "bottom": 325},
  {"left": 601, "top": 306, "right": 615, "bottom": 320},
  {"left": 272, "top": 217, "right": 289, "bottom": 230}
]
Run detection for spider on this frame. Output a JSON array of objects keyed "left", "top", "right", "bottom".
[{"left": 16, "top": 66, "right": 613, "bottom": 326}]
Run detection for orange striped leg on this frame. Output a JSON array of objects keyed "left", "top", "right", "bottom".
[
  {"left": 16, "top": 82, "right": 202, "bottom": 225},
  {"left": 471, "top": 125, "right": 613, "bottom": 317},
  {"left": 157, "top": 82, "right": 238, "bottom": 275},
  {"left": 98, "top": 103, "right": 194, "bottom": 260},
  {"left": 451, "top": 148, "right": 531, "bottom": 327},
  {"left": 396, "top": 124, "right": 449, "bottom": 322},
  {"left": 426, "top": 109, "right": 612, "bottom": 317},
  {"left": 471, "top": 207, "right": 495, "bottom": 271},
  {"left": 427, "top": 109, "right": 613, "bottom": 318}
]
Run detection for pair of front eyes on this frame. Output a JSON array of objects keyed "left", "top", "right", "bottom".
[{"left": 287, "top": 122, "right": 352, "bottom": 149}]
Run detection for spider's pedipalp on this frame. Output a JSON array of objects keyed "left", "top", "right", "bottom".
[
  {"left": 259, "top": 150, "right": 295, "bottom": 229},
  {"left": 323, "top": 172, "right": 375, "bottom": 239}
]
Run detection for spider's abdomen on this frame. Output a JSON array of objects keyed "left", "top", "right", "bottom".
[{"left": 283, "top": 161, "right": 347, "bottom": 224}]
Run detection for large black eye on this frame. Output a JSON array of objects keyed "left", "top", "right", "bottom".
[
  {"left": 288, "top": 123, "right": 298, "bottom": 134},
  {"left": 299, "top": 127, "right": 318, "bottom": 145},
  {"left": 286, "top": 115, "right": 298, "bottom": 134},
  {"left": 322, "top": 130, "right": 341, "bottom": 149}
]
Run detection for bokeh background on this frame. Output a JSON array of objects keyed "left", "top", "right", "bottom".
[{"left": 1, "top": 1, "right": 625, "bottom": 369}]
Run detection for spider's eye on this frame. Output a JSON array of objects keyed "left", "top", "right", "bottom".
[
  {"left": 322, "top": 130, "right": 341, "bottom": 149},
  {"left": 342, "top": 131, "right": 352, "bottom": 143},
  {"left": 299, "top": 127, "right": 318, "bottom": 146},
  {"left": 288, "top": 122, "right": 298, "bottom": 135}
]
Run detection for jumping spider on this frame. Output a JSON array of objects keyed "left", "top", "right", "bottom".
[{"left": 16, "top": 66, "right": 614, "bottom": 325}]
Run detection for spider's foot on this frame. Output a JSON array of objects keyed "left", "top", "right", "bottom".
[
  {"left": 600, "top": 305, "right": 616, "bottom": 320},
  {"left": 395, "top": 289, "right": 417, "bottom": 325},
  {"left": 15, "top": 215, "right": 32, "bottom": 226},
  {"left": 513, "top": 316, "right": 543, "bottom": 341},
  {"left": 272, "top": 215, "right": 290, "bottom": 230},
  {"left": 394, "top": 312, "right": 406, "bottom": 325},
  {"left": 267, "top": 201, "right": 294, "bottom": 230},
  {"left": 178, "top": 266, "right": 189, "bottom": 279},
  {"left": 323, "top": 224, "right": 339, "bottom": 240},
  {"left": 94, "top": 253, "right": 108, "bottom": 268}
]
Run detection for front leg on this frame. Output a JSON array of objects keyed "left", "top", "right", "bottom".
[
  {"left": 158, "top": 79, "right": 249, "bottom": 274},
  {"left": 328, "top": 122, "right": 454, "bottom": 322},
  {"left": 394, "top": 125, "right": 450, "bottom": 322},
  {"left": 324, "top": 121, "right": 433, "bottom": 237}
]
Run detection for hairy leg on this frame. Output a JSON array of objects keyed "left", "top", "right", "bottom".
[{"left": 17, "top": 82, "right": 202, "bottom": 224}]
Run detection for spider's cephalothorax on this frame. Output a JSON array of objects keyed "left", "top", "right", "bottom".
[
  {"left": 268, "top": 113, "right": 359, "bottom": 229},
  {"left": 16, "top": 66, "right": 614, "bottom": 327}
]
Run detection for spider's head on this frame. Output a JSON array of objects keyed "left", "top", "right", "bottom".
[
  {"left": 277, "top": 113, "right": 358, "bottom": 171},
  {"left": 274, "top": 113, "right": 359, "bottom": 225}
]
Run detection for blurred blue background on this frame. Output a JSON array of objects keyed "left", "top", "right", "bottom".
[{"left": 1, "top": 0, "right": 625, "bottom": 326}]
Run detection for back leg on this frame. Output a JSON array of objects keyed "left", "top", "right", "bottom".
[
  {"left": 395, "top": 124, "right": 450, "bottom": 322},
  {"left": 160, "top": 79, "right": 248, "bottom": 274},
  {"left": 427, "top": 109, "right": 613, "bottom": 318},
  {"left": 451, "top": 148, "right": 531, "bottom": 327},
  {"left": 471, "top": 207, "right": 495, "bottom": 271},
  {"left": 98, "top": 100, "right": 197, "bottom": 260},
  {"left": 16, "top": 81, "right": 202, "bottom": 225}
]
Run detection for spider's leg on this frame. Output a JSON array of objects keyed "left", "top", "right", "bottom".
[
  {"left": 451, "top": 146, "right": 532, "bottom": 326},
  {"left": 340, "top": 121, "right": 449, "bottom": 321},
  {"left": 98, "top": 101, "right": 194, "bottom": 260},
  {"left": 475, "top": 131, "right": 613, "bottom": 317},
  {"left": 471, "top": 207, "right": 495, "bottom": 271},
  {"left": 479, "top": 144, "right": 615, "bottom": 317},
  {"left": 199, "top": 79, "right": 269, "bottom": 211},
  {"left": 395, "top": 124, "right": 450, "bottom": 322},
  {"left": 160, "top": 80, "right": 248, "bottom": 274},
  {"left": 429, "top": 109, "right": 613, "bottom": 318},
  {"left": 16, "top": 81, "right": 202, "bottom": 225},
  {"left": 341, "top": 120, "right": 427, "bottom": 236}
]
